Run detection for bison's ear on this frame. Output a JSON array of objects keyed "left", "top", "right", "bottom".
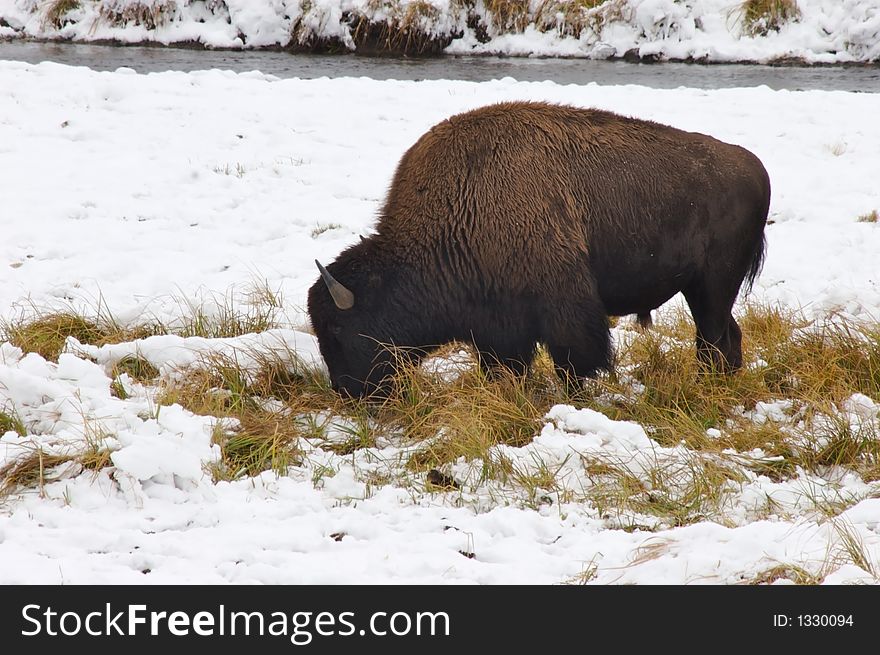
[{"left": 315, "top": 260, "right": 355, "bottom": 310}]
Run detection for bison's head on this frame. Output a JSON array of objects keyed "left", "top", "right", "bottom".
[{"left": 307, "top": 247, "right": 414, "bottom": 398}]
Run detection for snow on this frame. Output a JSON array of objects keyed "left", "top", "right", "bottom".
[
  {"left": 1, "top": 0, "right": 880, "bottom": 63},
  {"left": 0, "top": 58, "right": 879, "bottom": 584}
]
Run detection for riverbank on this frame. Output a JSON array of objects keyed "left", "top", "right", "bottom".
[
  {"left": 5, "top": 39, "right": 880, "bottom": 91},
  {"left": 1, "top": 0, "right": 879, "bottom": 64}
]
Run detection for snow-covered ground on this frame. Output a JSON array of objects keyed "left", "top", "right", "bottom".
[
  {"left": 1, "top": 59, "right": 879, "bottom": 584},
  {"left": 1, "top": 0, "right": 880, "bottom": 64}
]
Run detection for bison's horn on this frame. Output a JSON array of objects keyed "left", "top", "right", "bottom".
[{"left": 315, "top": 260, "right": 355, "bottom": 310}]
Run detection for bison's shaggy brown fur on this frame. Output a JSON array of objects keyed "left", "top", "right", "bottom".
[{"left": 309, "top": 101, "right": 770, "bottom": 397}]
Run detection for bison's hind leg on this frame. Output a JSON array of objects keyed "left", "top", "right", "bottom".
[
  {"left": 684, "top": 283, "right": 743, "bottom": 373},
  {"left": 693, "top": 318, "right": 742, "bottom": 373}
]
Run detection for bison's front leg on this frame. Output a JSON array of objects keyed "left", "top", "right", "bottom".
[
  {"left": 472, "top": 343, "right": 534, "bottom": 378},
  {"left": 541, "top": 294, "right": 613, "bottom": 384}
]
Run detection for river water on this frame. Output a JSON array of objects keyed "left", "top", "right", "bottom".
[{"left": 2, "top": 40, "right": 880, "bottom": 91}]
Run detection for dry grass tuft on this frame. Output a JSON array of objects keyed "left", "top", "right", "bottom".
[
  {"left": 736, "top": 0, "right": 801, "bottom": 37},
  {"left": 290, "top": 0, "right": 351, "bottom": 53},
  {"left": 42, "top": 0, "right": 81, "bottom": 28},
  {"left": 583, "top": 450, "right": 745, "bottom": 528},
  {"left": 535, "top": 0, "right": 626, "bottom": 39},
  {"left": 832, "top": 520, "right": 878, "bottom": 577},
  {"left": 483, "top": 0, "right": 531, "bottom": 34},
  {"left": 857, "top": 210, "right": 879, "bottom": 224},
  {"left": 157, "top": 348, "right": 339, "bottom": 480},
  {"left": 0, "top": 409, "right": 27, "bottom": 437},
  {"left": 1, "top": 280, "right": 286, "bottom": 362},
  {"left": 743, "top": 563, "right": 822, "bottom": 585},
  {"left": 173, "top": 283, "right": 285, "bottom": 339},
  {"left": 400, "top": 363, "right": 548, "bottom": 473},
  {"left": 98, "top": 0, "right": 177, "bottom": 30},
  {"left": 1, "top": 312, "right": 159, "bottom": 362},
  {"left": 0, "top": 450, "right": 71, "bottom": 499},
  {"left": 583, "top": 305, "right": 879, "bottom": 458},
  {"left": 112, "top": 354, "right": 160, "bottom": 383},
  {"left": 0, "top": 437, "right": 113, "bottom": 500},
  {"left": 744, "top": 520, "right": 877, "bottom": 584},
  {"left": 349, "top": 0, "right": 454, "bottom": 56},
  {"left": 292, "top": 0, "right": 457, "bottom": 55}
]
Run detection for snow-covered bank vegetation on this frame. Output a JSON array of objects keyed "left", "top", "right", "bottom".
[{"left": 1, "top": 0, "right": 879, "bottom": 63}]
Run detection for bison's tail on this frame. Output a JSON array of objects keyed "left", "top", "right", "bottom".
[{"left": 743, "top": 231, "right": 766, "bottom": 295}]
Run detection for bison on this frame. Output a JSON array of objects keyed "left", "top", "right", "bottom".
[{"left": 308, "top": 101, "right": 770, "bottom": 397}]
